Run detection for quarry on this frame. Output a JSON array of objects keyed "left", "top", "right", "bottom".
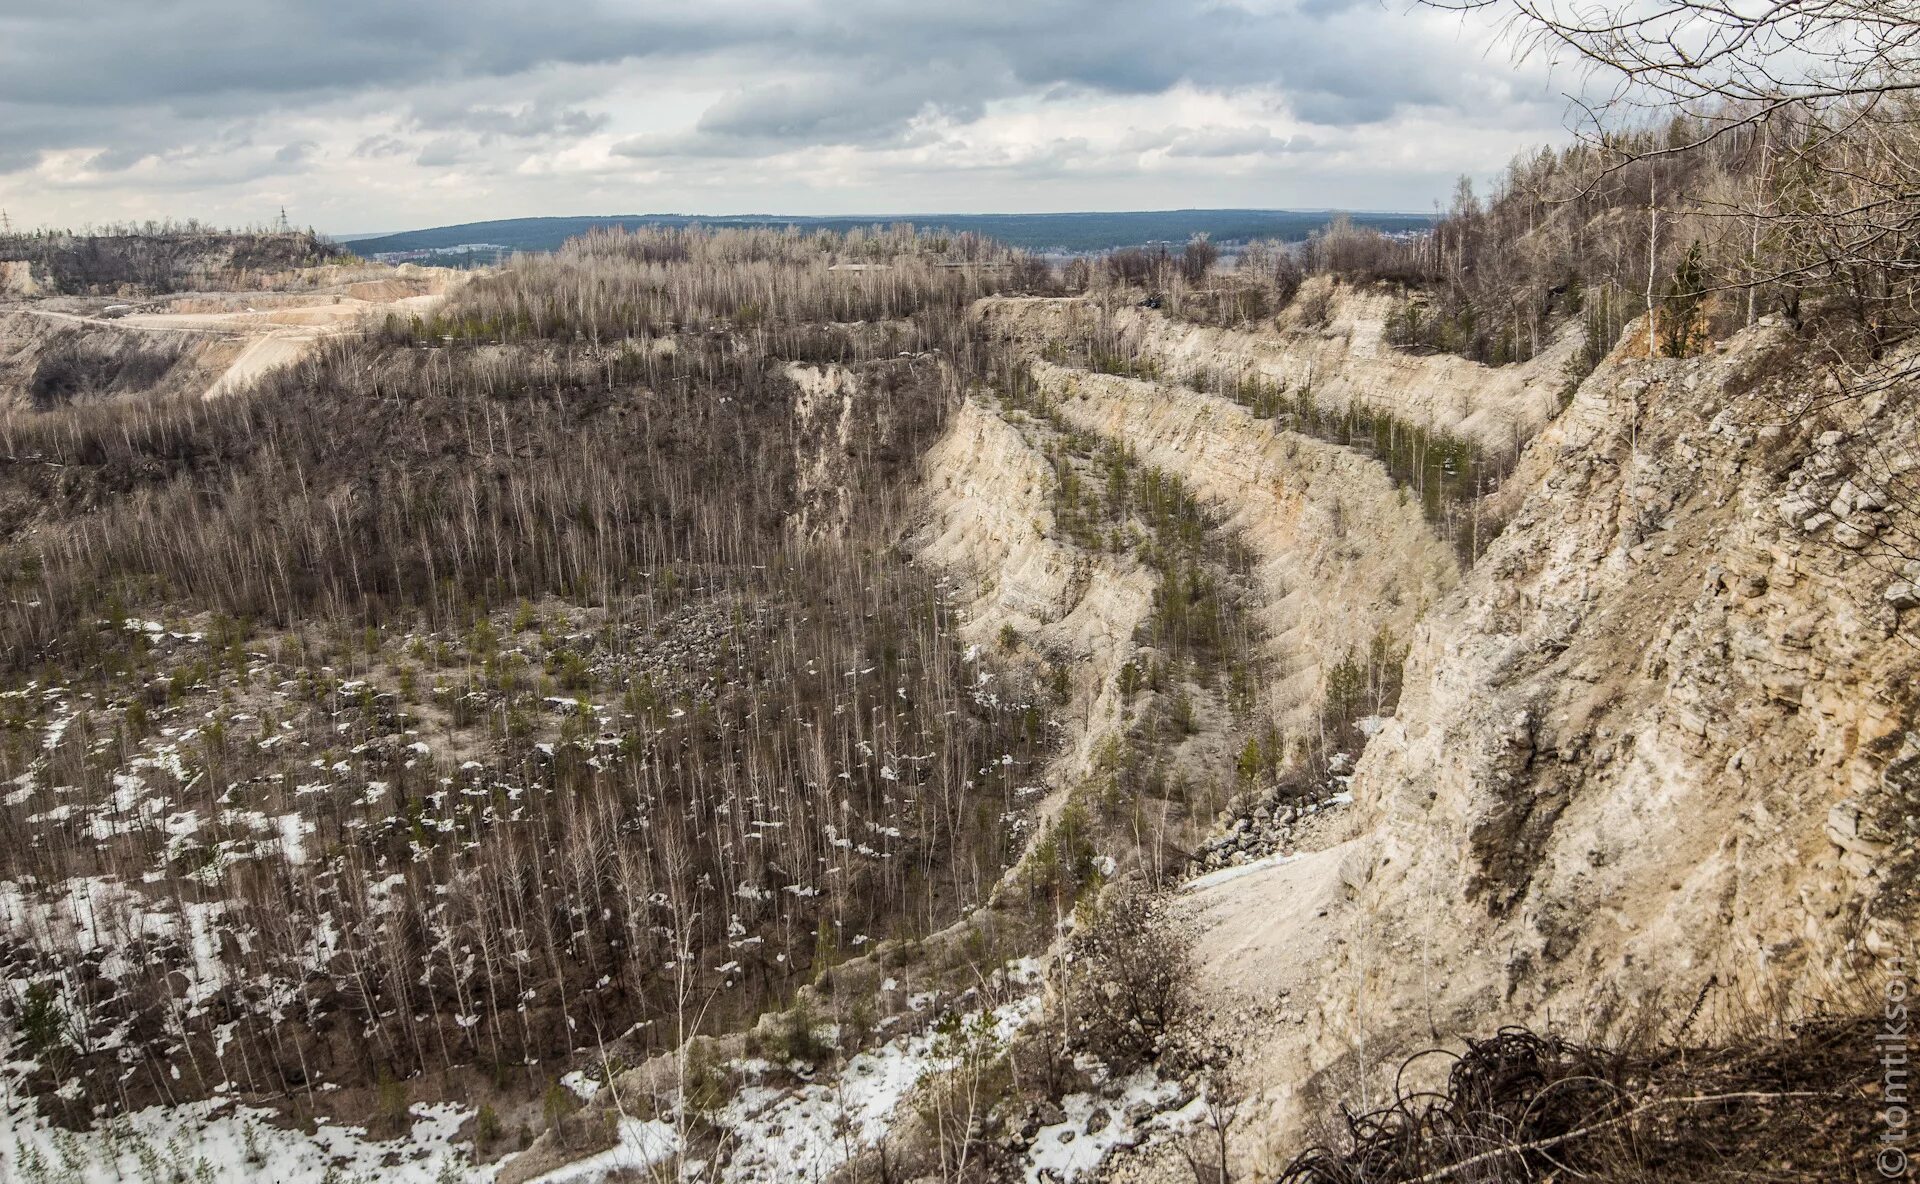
[
  {"left": 6, "top": 0, "right": 1920, "bottom": 1160},
  {"left": 0, "top": 198, "right": 1905, "bottom": 1183}
]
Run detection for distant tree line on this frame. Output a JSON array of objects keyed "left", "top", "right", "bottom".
[{"left": 0, "top": 225, "right": 344, "bottom": 295}]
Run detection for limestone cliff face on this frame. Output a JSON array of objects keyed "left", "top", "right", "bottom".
[
  {"left": 911, "top": 395, "right": 1156, "bottom": 786},
  {"left": 1174, "top": 316, "right": 1920, "bottom": 1172},
  {"left": 1371, "top": 317, "right": 1917, "bottom": 994},
  {"left": 926, "top": 293, "right": 1917, "bottom": 1177},
  {"left": 976, "top": 286, "right": 1579, "bottom": 455},
  {"left": 0, "top": 262, "right": 39, "bottom": 299},
  {"left": 1028, "top": 359, "right": 1457, "bottom": 731},
  {"left": 914, "top": 395, "right": 1097, "bottom": 641}
]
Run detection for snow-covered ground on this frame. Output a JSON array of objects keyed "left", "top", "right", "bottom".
[
  {"left": 0, "top": 954, "right": 1197, "bottom": 1184},
  {"left": 714, "top": 963, "right": 1043, "bottom": 1183},
  {"left": 520, "top": 1115, "right": 679, "bottom": 1183},
  {"left": 0, "top": 968, "right": 1041, "bottom": 1184},
  {"left": 0, "top": 1095, "right": 476, "bottom": 1184},
  {"left": 1023, "top": 1069, "right": 1206, "bottom": 1184}
]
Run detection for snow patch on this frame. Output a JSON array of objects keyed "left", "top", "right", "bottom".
[{"left": 0, "top": 1097, "right": 475, "bottom": 1184}]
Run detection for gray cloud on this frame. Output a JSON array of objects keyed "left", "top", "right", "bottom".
[
  {"left": 86, "top": 145, "right": 153, "bottom": 173},
  {"left": 352, "top": 134, "right": 411, "bottom": 159},
  {"left": 618, "top": 60, "right": 1000, "bottom": 159},
  {"left": 407, "top": 99, "right": 611, "bottom": 139},
  {"left": 0, "top": 1, "right": 1531, "bottom": 146},
  {"left": 413, "top": 138, "right": 476, "bottom": 168},
  {"left": 0, "top": 3, "right": 732, "bottom": 108},
  {"left": 0, "top": 0, "right": 1568, "bottom": 222},
  {"left": 696, "top": 78, "right": 970, "bottom": 144}
]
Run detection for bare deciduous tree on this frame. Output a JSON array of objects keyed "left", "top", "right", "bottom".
[{"left": 1432, "top": 0, "right": 1920, "bottom": 330}]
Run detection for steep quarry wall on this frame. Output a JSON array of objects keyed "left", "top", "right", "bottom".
[
  {"left": 923, "top": 293, "right": 1918, "bottom": 1179},
  {"left": 0, "top": 309, "right": 244, "bottom": 409},
  {"left": 912, "top": 395, "right": 1157, "bottom": 785},
  {"left": 1028, "top": 359, "right": 1458, "bottom": 731},
  {"left": 978, "top": 288, "right": 1579, "bottom": 456},
  {"left": 0, "top": 261, "right": 39, "bottom": 298},
  {"left": 1170, "top": 318, "right": 1920, "bottom": 1174}
]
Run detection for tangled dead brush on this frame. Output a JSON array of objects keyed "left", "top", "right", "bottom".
[{"left": 1279, "top": 1016, "right": 1880, "bottom": 1182}]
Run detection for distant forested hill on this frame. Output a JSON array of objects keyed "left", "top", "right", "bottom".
[{"left": 340, "top": 209, "right": 1432, "bottom": 257}]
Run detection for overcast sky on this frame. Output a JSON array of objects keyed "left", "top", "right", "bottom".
[{"left": 0, "top": 0, "right": 1579, "bottom": 234}]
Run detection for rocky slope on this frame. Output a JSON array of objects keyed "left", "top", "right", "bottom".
[
  {"left": 881, "top": 290, "right": 1915, "bottom": 1180},
  {"left": 913, "top": 395, "right": 1158, "bottom": 785},
  {"left": 0, "top": 269, "right": 454, "bottom": 407},
  {"left": 0, "top": 308, "right": 245, "bottom": 409},
  {"left": 1025, "top": 358, "right": 1457, "bottom": 731},
  {"left": 978, "top": 283, "right": 1579, "bottom": 456},
  {"left": 1161, "top": 312, "right": 1920, "bottom": 1176}
]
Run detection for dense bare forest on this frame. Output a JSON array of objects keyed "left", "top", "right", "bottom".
[{"left": 0, "top": 226, "right": 1079, "bottom": 1124}]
